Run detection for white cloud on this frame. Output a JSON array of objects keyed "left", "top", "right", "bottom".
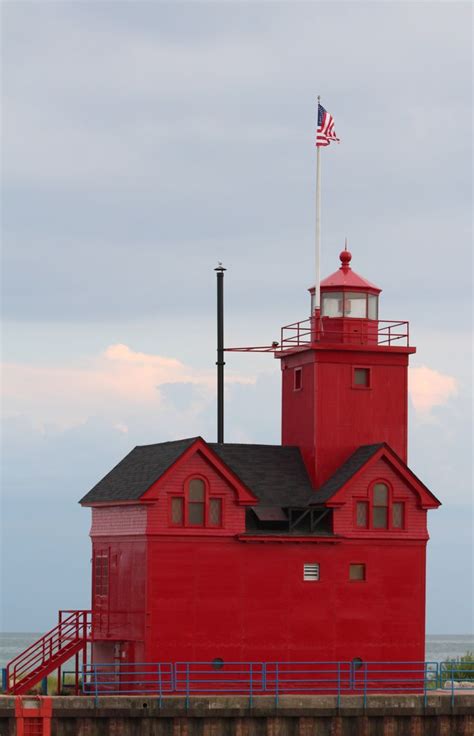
[
  {"left": 2, "top": 344, "right": 254, "bottom": 431},
  {"left": 409, "top": 365, "right": 458, "bottom": 417}
]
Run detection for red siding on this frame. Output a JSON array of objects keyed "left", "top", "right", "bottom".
[
  {"left": 91, "top": 506, "right": 147, "bottom": 537},
  {"left": 145, "top": 536, "right": 426, "bottom": 663},
  {"left": 281, "top": 353, "right": 316, "bottom": 485},
  {"left": 92, "top": 538, "right": 146, "bottom": 643},
  {"left": 146, "top": 450, "right": 246, "bottom": 536},
  {"left": 332, "top": 457, "right": 428, "bottom": 539}
]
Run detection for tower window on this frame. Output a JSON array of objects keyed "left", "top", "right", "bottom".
[
  {"left": 353, "top": 367, "right": 371, "bottom": 388},
  {"left": 294, "top": 367, "right": 302, "bottom": 391},
  {"left": 303, "top": 563, "right": 320, "bottom": 581},
  {"left": 349, "top": 563, "right": 366, "bottom": 581}
]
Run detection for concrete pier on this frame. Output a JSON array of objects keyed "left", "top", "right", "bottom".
[{"left": 1, "top": 693, "right": 474, "bottom": 735}]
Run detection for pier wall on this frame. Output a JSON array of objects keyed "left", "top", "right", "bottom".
[{"left": 1, "top": 694, "right": 474, "bottom": 736}]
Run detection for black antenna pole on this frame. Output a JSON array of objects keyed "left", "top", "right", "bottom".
[{"left": 215, "top": 263, "right": 226, "bottom": 443}]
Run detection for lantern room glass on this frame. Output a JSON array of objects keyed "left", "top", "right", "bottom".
[
  {"left": 321, "top": 291, "right": 379, "bottom": 319},
  {"left": 321, "top": 292, "right": 343, "bottom": 317}
]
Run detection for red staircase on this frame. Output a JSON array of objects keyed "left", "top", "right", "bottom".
[{"left": 6, "top": 610, "right": 91, "bottom": 695}]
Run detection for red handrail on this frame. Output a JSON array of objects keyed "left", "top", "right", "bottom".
[{"left": 6, "top": 610, "right": 91, "bottom": 693}]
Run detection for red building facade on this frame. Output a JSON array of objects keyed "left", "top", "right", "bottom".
[{"left": 80, "top": 249, "right": 440, "bottom": 671}]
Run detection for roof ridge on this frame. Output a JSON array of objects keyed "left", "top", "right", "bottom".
[
  {"left": 135, "top": 436, "right": 201, "bottom": 449},
  {"left": 210, "top": 442, "right": 298, "bottom": 450}
]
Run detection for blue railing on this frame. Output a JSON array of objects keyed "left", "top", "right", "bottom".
[
  {"left": 440, "top": 662, "right": 474, "bottom": 706},
  {"left": 81, "top": 660, "right": 474, "bottom": 706}
]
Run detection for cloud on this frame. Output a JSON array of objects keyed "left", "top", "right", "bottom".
[
  {"left": 2, "top": 344, "right": 254, "bottom": 431},
  {"left": 408, "top": 365, "right": 458, "bottom": 417}
]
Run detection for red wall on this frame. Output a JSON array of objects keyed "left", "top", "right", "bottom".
[
  {"left": 144, "top": 536, "right": 426, "bottom": 663},
  {"left": 91, "top": 536, "right": 147, "bottom": 646},
  {"left": 281, "top": 346, "right": 410, "bottom": 486}
]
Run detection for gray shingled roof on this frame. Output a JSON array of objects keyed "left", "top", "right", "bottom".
[
  {"left": 80, "top": 437, "right": 314, "bottom": 506},
  {"left": 209, "top": 442, "right": 313, "bottom": 506},
  {"left": 80, "top": 437, "right": 198, "bottom": 504},
  {"left": 80, "top": 437, "right": 389, "bottom": 508},
  {"left": 309, "top": 443, "right": 383, "bottom": 504}
]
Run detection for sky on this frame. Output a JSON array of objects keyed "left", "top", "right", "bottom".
[{"left": 1, "top": 1, "right": 472, "bottom": 635}]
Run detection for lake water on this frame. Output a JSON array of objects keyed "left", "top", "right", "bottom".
[{"left": 0, "top": 632, "right": 472, "bottom": 669}]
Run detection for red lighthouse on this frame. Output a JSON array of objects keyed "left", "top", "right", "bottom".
[
  {"left": 6, "top": 247, "right": 441, "bottom": 695},
  {"left": 77, "top": 248, "right": 439, "bottom": 666}
]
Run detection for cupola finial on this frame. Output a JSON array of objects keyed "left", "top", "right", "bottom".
[{"left": 339, "top": 244, "right": 352, "bottom": 271}]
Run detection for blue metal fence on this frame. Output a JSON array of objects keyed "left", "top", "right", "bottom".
[
  {"left": 81, "top": 660, "right": 473, "bottom": 706},
  {"left": 440, "top": 661, "right": 474, "bottom": 706}
]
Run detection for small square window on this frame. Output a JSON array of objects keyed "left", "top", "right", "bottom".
[
  {"left": 294, "top": 368, "right": 302, "bottom": 391},
  {"left": 356, "top": 502, "right": 368, "bottom": 528},
  {"left": 303, "top": 563, "right": 320, "bottom": 581},
  {"left": 349, "top": 563, "right": 366, "bottom": 581},
  {"left": 392, "top": 502, "right": 404, "bottom": 529},
  {"left": 354, "top": 367, "right": 370, "bottom": 387}
]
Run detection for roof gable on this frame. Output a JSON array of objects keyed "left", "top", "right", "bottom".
[
  {"left": 310, "top": 443, "right": 440, "bottom": 508},
  {"left": 140, "top": 439, "right": 258, "bottom": 505}
]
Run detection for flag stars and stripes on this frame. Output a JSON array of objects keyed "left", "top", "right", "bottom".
[{"left": 316, "top": 103, "right": 340, "bottom": 147}]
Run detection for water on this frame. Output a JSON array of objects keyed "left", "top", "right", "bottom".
[{"left": 1, "top": 632, "right": 472, "bottom": 669}]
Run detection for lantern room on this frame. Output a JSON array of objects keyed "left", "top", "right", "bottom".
[{"left": 310, "top": 249, "right": 381, "bottom": 345}]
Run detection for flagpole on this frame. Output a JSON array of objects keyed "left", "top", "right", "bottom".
[{"left": 315, "top": 95, "right": 321, "bottom": 313}]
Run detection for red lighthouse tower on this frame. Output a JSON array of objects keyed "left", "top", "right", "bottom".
[{"left": 281, "top": 248, "right": 412, "bottom": 488}]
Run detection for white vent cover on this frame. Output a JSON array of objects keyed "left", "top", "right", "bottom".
[{"left": 303, "top": 563, "right": 320, "bottom": 581}]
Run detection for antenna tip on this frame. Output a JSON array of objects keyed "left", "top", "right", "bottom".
[{"left": 214, "top": 262, "right": 227, "bottom": 272}]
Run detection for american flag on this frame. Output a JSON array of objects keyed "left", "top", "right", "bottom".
[{"left": 316, "top": 103, "right": 340, "bottom": 147}]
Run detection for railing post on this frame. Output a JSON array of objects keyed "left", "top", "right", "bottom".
[
  {"left": 275, "top": 663, "right": 279, "bottom": 708},
  {"left": 337, "top": 662, "right": 341, "bottom": 708},
  {"left": 157, "top": 663, "right": 162, "bottom": 708},
  {"left": 249, "top": 663, "right": 253, "bottom": 709},
  {"left": 363, "top": 664, "right": 367, "bottom": 709},
  {"left": 185, "top": 663, "right": 190, "bottom": 710},
  {"left": 94, "top": 665, "right": 99, "bottom": 707}
]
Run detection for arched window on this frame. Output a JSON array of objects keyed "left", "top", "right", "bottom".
[
  {"left": 355, "top": 480, "right": 405, "bottom": 531},
  {"left": 188, "top": 478, "right": 205, "bottom": 525},
  {"left": 372, "top": 482, "right": 388, "bottom": 528},
  {"left": 170, "top": 476, "right": 223, "bottom": 528}
]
